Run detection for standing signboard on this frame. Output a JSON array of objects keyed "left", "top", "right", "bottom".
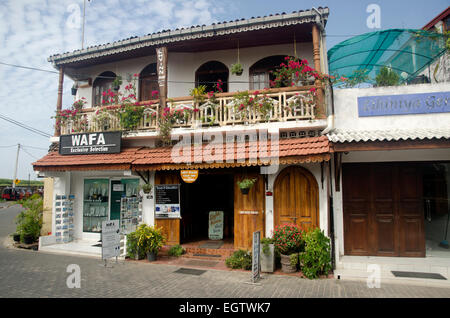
[
  {"left": 252, "top": 231, "right": 261, "bottom": 283},
  {"left": 155, "top": 184, "right": 180, "bottom": 218},
  {"left": 208, "top": 211, "right": 224, "bottom": 240},
  {"left": 101, "top": 220, "right": 120, "bottom": 260}
]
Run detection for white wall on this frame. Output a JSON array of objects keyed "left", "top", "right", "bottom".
[
  {"left": 74, "top": 42, "right": 314, "bottom": 108},
  {"left": 333, "top": 82, "right": 450, "bottom": 131}
]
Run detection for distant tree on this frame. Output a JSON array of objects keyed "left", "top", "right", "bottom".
[{"left": 375, "top": 66, "right": 400, "bottom": 87}]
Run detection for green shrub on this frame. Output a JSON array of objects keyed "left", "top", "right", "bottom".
[
  {"left": 15, "top": 196, "right": 43, "bottom": 243},
  {"left": 126, "top": 231, "right": 145, "bottom": 259},
  {"left": 225, "top": 249, "right": 252, "bottom": 270},
  {"left": 375, "top": 66, "right": 400, "bottom": 87},
  {"left": 261, "top": 237, "right": 274, "bottom": 255},
  {"left": 299, "top": 228, "right": 332, "bottom": 279},
  {"left": 168, "top": 244, "right": 185, "bottom": 257}
]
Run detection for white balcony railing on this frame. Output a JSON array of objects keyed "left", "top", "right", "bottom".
[{"left": 60, "top": 86, "right": 320, "bottom": 135}]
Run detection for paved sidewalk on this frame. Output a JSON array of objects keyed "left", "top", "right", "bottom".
[{"left": 1, "top": 205, "right": 449, "bottom": 298}]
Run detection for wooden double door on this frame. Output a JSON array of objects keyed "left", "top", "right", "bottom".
[{"left": 343, "top": 163, "right": 425, "bottom": 257}]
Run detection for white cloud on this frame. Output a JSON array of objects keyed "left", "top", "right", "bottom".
[{"left": 0, "top": 0, "right": 226, "bottom": 181}]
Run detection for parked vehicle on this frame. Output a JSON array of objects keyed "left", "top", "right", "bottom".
[{"left": 2, "top": 187, "right": 23, "bottom": 201}]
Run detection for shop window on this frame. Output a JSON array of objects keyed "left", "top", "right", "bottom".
[
  {"left": 92, "top": 71, "right": 116, "bottom": 106},
  {"left": 195, "top": 61, "right": 229, "bottom": 93},
  {"left": 139, "top": 63, "right": 159, "bottom": 101},
  {"left": 83, "top": 179, "right": 109, "bottom": 233}
]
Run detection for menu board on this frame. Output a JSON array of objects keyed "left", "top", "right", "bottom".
[
  {"left": 155, "top": 184, "right": 180, "bottom": 218},
  {"left": 101, "top": 220, "right": 120, "bottom": 260},
  {"left": 208, "top": 211, "right": 224, "bottom": 240}
]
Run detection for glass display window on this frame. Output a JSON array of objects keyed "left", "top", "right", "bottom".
[{"left": 83, "top": 179, "right": 109, "bottom": 233}]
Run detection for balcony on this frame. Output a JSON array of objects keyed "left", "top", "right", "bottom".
[{"left": 60, "top": 86, "right": 323, "bottom": 136}]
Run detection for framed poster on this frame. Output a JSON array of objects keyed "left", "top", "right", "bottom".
[
  {"left": 155, "top": 184, "right": 180, "bottom": 218},
  {"left": 208, "top": 211, "right": 224, "bottom": 240}
]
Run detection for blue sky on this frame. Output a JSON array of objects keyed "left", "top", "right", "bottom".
[{"left": 0, "top": 0, "right": 448, "bottom": 181}]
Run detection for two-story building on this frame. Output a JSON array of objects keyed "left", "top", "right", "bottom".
[{"left": 34, "top": 7, "right": 334, "bottom": 256}]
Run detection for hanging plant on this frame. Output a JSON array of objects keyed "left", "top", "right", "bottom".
[
  {"left": 139, "top": 183, "right": 153, "bottom": 194},
  {"left": 237, "top": 178, "right": 257, "bottom": 195},
  {"left": 112, "top": 75, "right": 122, "bottom": 91},
  {"left": 231, "top": 63, "right": 243, "bottom": 76},
  {"left": 231, "top": 40, "right": 243, "bottom": 76}
]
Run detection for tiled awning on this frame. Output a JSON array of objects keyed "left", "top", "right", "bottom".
[
  {"left": 33, "top": 136, "right": 331, "bottom": 172},
  {"left": 327, "top": 128, "right": 450, "bottom": 143}
]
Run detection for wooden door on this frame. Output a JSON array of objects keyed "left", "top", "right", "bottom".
[
  {"left": 343, "top": 163, "right": 425, "bottom": 257},
  {"left": 154, "top": 171, "right": 181, "bottom": 246},
  {"left": 234, "top": 172, "right": 265, "bottom": 250},
  {"left": 274, "top": 166, "right": 319, "bottom": 231}
]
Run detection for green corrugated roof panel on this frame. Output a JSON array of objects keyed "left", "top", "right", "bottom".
[{"left": 328, "top": 29, "right": 448, "bottom": 86}]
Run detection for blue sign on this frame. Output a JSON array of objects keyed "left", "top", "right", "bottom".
[{"left": 358, "top": 91, "right": 450, "bottom": 117}]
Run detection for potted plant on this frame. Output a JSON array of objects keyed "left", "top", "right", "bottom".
[
  {"left": 260, "top": 237, "right": 275, "bottom": 273},
  {"left": 133, "top": 224, "right": 166, "bottom": 262},
  {"left": 231, "top": 62, "right": 243, "bottom": 76},
  {"left": 272, "top": 224, "right": 304, "bottom": 273},
  {"left": 112, "top": 75, "right": 122, "bottom": 91},
  {"left": 139, "top": 183, "right": 153, "bottom": 194},
  {"left": 236, "top": 178, "right": 257, "bottom": 195},
  {"left": 299, "top": 228, "right": 332, "bottom": 279}
]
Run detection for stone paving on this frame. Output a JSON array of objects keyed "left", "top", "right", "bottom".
[{"left": 1, "top": 205, "right": 450, "bottom": 298}]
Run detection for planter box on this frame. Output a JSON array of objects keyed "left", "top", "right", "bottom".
[
  {"left": 280, "top": 253, "right": 297, "bottom": 273},
  {"left": 147, "top": 252, "right": 157, "bottom": 262},
  {"left": 260, "top": 244, "right": 275, "bottom": 273}
]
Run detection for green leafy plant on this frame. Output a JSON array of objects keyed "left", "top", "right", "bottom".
[
  {"left": 135, "top": 224, "right": 166, "bottom": 255},
  {"left": 15, "top": 195, "right": 43, "bottom": 243},
  {"left": 139, "top": 183, "right": 153, "bottom": 194},
  {"left": 126, "top": 231, "right": 145, "bottom": 259},
  {"left": 225, "top": 249, "right": 252, "bottom": 270},
  {"left": 290, "top": 253, "right": 299, "bottom": 268},
  {"left": 261, "top": 237, "right": 274, "bottom": 255},
  {"left": 375, "top": 66, "right": 400, "bottom": 87},
  {"left": 118, "top": 104, "right": 144, "bottom": 130},
  {"left": 168, "top": 244, "right": 185, "bottom": 257},
  {"left": 190, "top": 85, "right": 207, "bottom": 105},
  {"left": 298, "top": 228, "right": 332, "bottom": 279},
  {"left": 112, "top": 75, "right": 123, "bottom": 90},
  {"left": 231, "top": 62, "right": 243, "bottom": 76},
  {"left": 272, "top": 224, "right": 304, "bottom": 255},
  {"left": 236, "top": 178, "right": 257, "bottom": 189}
]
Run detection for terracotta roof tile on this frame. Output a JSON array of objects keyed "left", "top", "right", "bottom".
[{"left": 33, "top": 136, "right": 330, "bottom": 171}]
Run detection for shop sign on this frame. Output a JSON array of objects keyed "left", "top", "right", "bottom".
[
  {"left": 155, "top": 184, "right": 180, "bottom": 218},
  {"left": 208, "top": 211, "right": 224, "bottom": 240},
  {"left": 252, "top": 231, "right": 261, "bottom": 283},
  {"left": 180, "top": 170, "right": 199, "bottom": 183},
  {"left": 358, "top": 91, "right": 450, "bottom": 117},
  {"left": 59, "top": 131, "right": 122, "bottom": 155},
  {"left": 101, "top": 220, "right": 120, "bottom": 260},
  {"left": 239, "top": 211, "right": 259, "bottom": 215}
]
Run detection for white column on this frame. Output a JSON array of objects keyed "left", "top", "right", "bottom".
[{"left": 141, "top": 171, "right": 155, "bottom": 226}]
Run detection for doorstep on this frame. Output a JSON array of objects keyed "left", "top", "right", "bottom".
[
  {"left": 38, "top": 239, "right": 102, "bottom": 258},
  {"left": 335, "top": 255, "right": 450, "bottom": 288}
]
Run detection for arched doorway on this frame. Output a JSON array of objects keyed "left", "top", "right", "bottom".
[
  {"left": 273, "top": 166, "right": 319, "bottom": 231},
  {"left": 139, "top": 63, "right": 159, "bottom": 101},
  {"left": 195, "top": 61, "right": 229, "bottom": 92}
]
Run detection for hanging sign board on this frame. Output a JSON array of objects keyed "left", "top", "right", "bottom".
[
  {"left": 101, "top": 220, "right": 120, "bottom": 260},
  {"left": 59, "top": 131, "right": 122, "bottom": 155},
  {"left": 155, "top": 184, "right": 180, "bottom": 218},
  {"left": 208, "top": 211, "right": 224, "bottom": 240},
  {"left": 252, "top": 231, "right": 261, "bottom": 283},
  {"left": 180, "top": 170, "right": 199, "bottom": 183}
]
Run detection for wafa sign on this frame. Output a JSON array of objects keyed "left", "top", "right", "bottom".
[{"left": 59, "top": 132, "right": 122, "bottom": 155}]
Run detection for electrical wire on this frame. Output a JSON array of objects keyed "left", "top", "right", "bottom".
[
  {"left": 0, "top": 144, "right": 17, "bottom": 148},
  {"left": 20, "top": 145, "right": 48, "bottom": 151},
  {"left": 0, "top": 113, "right": 52, "bottom": 138},
  {"left": 20, "top": 147, "right": 39, "bottom": 160}
]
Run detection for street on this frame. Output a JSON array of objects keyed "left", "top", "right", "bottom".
[{"left": 0, "top": 203, "right": 449, "bottom": 299}]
